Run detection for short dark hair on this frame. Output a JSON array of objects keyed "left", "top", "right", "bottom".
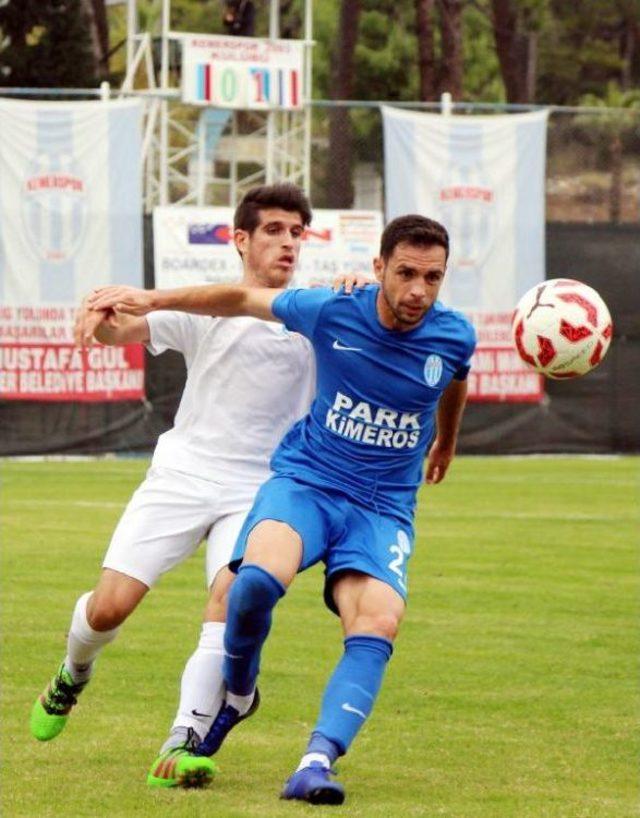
[
  {"left": 380, "top": 215, "right": 449, "bottom": 261},
  {"left": 234, "top": 183, "right": 312, "bottom": 233}
]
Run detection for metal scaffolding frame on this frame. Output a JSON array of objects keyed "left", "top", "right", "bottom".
[{"left": 123, "top": 0, "right": 313, "bottom": 211}]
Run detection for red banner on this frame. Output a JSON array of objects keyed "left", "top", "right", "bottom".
[
  {"left": 466, "top": 311, "right": 543, "bottom": 403},
  {"left": 0, "top": 343, "right": 145, "bottom": 402},
  {"left": 467, "top": 347, "right": 543, "bottom": 402}
]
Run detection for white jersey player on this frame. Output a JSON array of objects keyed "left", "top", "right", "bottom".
[{"left": 30, "top": 184, "right": 319, "bottom": 787}]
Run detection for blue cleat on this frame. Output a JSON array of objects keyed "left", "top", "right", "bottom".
[
  {"left": 194, "top": 688, "right": 260, "bottom": 757},
  {"left": 280, "top": 762, "right": 345, "bottom": 805}
]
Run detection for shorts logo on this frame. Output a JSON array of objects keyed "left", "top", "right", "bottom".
[
  {"left": 423, "top": 354, "right": 443, "bottom": 387},
  {"left": 388, "top": 530, "right": 411, "bottom": 591}
]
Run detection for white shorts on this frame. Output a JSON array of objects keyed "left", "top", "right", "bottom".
[{"left": 102, "top": 466, "right": 255, "bottom": 588}]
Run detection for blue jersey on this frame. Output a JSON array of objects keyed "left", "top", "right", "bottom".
[{"left": 271, "top": 285, "right": 476, "bottom": 522}]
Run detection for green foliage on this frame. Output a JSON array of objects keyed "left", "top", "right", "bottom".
[
  {"left": 169, "top": 0, "right": 226, "bottom": 35},
  {"left": 580, "top": 80, "right": 640, "bottom": 118},
  {"left": 537, "top": 0, "right": 636, "bottom": 103},
  {"left": 313, "top": 0, "right": 417, "bottom": 102},
  {"left": 2, "top": 457, "right": 638, "bottom": 817},
  {"left": 0, "top": 0, "right": 98, "bottom": 88},
  {"left": 461, "top": 5, "right": 504, "bottom": 101},
  {"left": 4, "top": 0, "right": 638, "bottom": 103},
  {"left": 576, "top": 81, "right": 640, "bottom": 162},
  {"left": 354, "top": 12, "right": 419, "bottom": 101}
]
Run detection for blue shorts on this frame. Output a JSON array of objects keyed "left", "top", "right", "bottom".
[{"left": 230, "top": 475, "right": 415, "bottom": 614}]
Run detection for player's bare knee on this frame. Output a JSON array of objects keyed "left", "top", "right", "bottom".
[
  {"left": 204, "top": 566, "right": 234, "bottom": 622},
  {"left": 203, "top": 588, "right": 228, "bottom": 622},
  {"left": 352, "top": 612, "right": 401, "bottom": 641},
  {"left": 244, "top": 520, "right": 302, "bottom": 587},
  {"left": 87, "top": 570, "right": 148, "bottom": 630},
  {"left": 86, "top": 587, "right": 144, "bottom": 630},
  {"left": 86, "top": 598, "right": 129, "bottom": 631}
]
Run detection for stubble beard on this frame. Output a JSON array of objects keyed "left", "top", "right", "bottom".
[{"left": 381, "top": 281, "right": 427, "bottom": 329}]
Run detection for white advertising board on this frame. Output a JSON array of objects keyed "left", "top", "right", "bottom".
[{"left": 153, "top": 207, "right": 383, "bottom": 289}]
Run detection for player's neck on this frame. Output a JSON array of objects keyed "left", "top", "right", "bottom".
[
  {"left": 240, "top": 268, "right": 289, "bottom": 289},
  {"left": 240, "top": 269, "right": 262, "bottom": 288}
]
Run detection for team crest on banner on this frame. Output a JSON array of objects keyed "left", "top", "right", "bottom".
[
  {"left": 382, "top": 106, "right": 549, "bottom": 403},
  {"left": 22, "top": 154, "right": 88, "bottom": 264},
  {"left": 437, "top": 163, "right": 496, "bottom": 274}
]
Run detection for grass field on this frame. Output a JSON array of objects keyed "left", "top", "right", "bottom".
[{"left": 1, "top": 456, "right": 638, "bottom": 818}]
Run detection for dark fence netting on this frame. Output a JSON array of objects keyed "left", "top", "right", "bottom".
[{"left": 0, "top": 221, "right": 638, "bottom": 457}]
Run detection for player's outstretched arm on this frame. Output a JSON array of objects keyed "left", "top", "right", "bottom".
[
  {"left": 86, "top": 284, "right": 282, "bottom": 323},
  {"left": 74, "top": 296, "right": 150, "bottom": 349},
  {"left": 425, "top": 378, "right": 469, "bottom": 484}
]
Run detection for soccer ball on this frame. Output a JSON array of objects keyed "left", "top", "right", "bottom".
[{"left": 511, "top": 279, "right": 613, "bottom": 379}]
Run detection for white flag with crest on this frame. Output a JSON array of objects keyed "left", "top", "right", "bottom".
[
  {"left": 382, "top": 106, "right": 549, "bottom": 402},
  {"left": 0, "top": 98, "right": 145, "bottom": 401},
  {"left": 382, "top": 106, "right": 548, "bottom": 310}
]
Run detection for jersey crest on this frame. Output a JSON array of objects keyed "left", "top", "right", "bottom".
[{"left": 423, "top": 354, "right": 444, "bottom": 387}]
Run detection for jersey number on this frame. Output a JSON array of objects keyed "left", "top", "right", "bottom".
[{"left": 387, "top": 530, "right": 411, "bottom": 591}]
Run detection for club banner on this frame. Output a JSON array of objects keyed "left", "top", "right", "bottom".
[
  {"left": 382, "top": 106, "right": 549, "bottom": 402},
  {"left": 153, "top": 207, "right": 382, "bottom": 289},
  {"left": 181, "top": 35, "right": 304, "bottom": 109},
  {"left": 0, "top": 98, "right": 145, "bottom": 402}
]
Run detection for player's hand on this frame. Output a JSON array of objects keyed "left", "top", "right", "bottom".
[
  {"left": 425, "top": 438, "right": 455, "bottom": 484},
  {"left": 73, "top": 298, "right": 113, "bottom": 348},
  {"left": 87, "top": 286, "right": 156, "bottom": 316},
  {"left": 332, "top": 272, "right": 376, "bottom": 294}
]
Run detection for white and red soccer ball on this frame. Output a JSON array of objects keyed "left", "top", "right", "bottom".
[{"left": 511, "top": 279, "right": 613, "bottom": 379}]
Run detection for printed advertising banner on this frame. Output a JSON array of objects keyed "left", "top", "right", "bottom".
[
  {"left": 0, "top": 98, "right": 145, "bottom": 402},
  {"left": 153, "top": 207, "right": 382, "bottom": 289},
  {"left": 181, "top": 35, "right": 304, "bottom": 109},
  {"left": 382, "top": 106, "right": 549, "bottom": 402}
]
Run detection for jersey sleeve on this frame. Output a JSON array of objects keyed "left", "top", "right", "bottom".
[
  {"left": 453, "top": 322, "right": 477, "bottom": 381},
  {"left": 271, "top": 287, "right": 334, "bottom": 340},
  {"left": 146, "top": 311, "right": 210, "bottom": 365}
]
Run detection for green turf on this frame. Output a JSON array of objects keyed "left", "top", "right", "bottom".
[{"left": 1, "top": 457, "right": 638, "bottom": 817}]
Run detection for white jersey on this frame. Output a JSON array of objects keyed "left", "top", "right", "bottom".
[{"left": 146, "top": 311, "right": 315, "bottom": 492}]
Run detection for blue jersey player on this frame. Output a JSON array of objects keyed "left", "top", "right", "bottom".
[{"left": 88, "top": 215, "right": 476, "bottom": 805}]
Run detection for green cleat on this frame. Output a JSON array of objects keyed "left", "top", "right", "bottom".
[
  {"left": 147, "top": 745, "right": 218, "bottom": 789},
  {"left": 30, "top": 663, "right": 89, "bottom": 742}
]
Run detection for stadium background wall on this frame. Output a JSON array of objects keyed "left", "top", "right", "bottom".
[{"left": 1, "top": 221, "right": 638, "bottom": 456}]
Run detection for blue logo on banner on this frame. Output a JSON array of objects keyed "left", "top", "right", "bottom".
[
  {"left": 423, "top": 354, "right": 443, "bottom": 387},
  {"left": 188, "top": 223, "right": 230, "bottom": 245}
]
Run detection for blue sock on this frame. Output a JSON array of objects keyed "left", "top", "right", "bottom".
[
  {"left": 223, "top": 563, "right": 285, "bottom": 696},
  {"left": 305, "top": 731, "right": 342, "bottom": 766},
  {"left": 312, "top": 634, "right": 393, "bottom": 756}
]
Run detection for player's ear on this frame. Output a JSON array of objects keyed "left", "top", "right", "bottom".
[
  {"left": 373, "top": 257, "right": 384, "bottom": 282},
  {"left": 234, "top": 228, "right": 248, "bottom": 258}
]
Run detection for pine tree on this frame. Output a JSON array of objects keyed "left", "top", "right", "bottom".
[{"left": 0, "top": 0, "right": 98, "bottom": 88}]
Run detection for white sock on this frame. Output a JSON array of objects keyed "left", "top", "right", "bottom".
[
  {"left": 225, "top": 689, "right": 255, "bottom": 717},
  {"left": 168, "top": 621, "right": 226, "bottom": 741},
  {"left": 160, "top": 726, "right": 198, "bottom": 754},
  {"left": 297, "top": 752, "right": 331, "bottom": 771},
  {"left": 64, "top": 592, "right": 120, "bottom": 683}
]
